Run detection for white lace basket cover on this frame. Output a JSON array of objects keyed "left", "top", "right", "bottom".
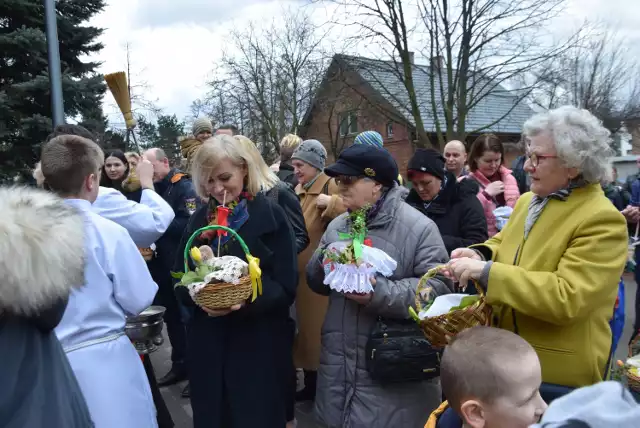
[
  {"left": 186, "top": 256, "right": 249, "bottom": 300},
  {"left": 322, "top": 241, "right": 397, "bottom": 294}
]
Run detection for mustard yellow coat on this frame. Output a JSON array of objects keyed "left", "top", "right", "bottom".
[
  {"left": 293, "top": 174, "right": 345, "bottom": 369},
  {"left": 476, "top": 184, "right": 627, "bottom": 388}
]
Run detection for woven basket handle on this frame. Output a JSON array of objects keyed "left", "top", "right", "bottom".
[
  {"left": 183, "top": 225, "right": 251, "bottom": 273},
  {"left": 415, "top": 265, "right": 485, "bottom": 312}
]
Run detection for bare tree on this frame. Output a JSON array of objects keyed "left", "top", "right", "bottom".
[
  {"left": 319, "top": 0, "right": 578, "bottom": 148},
  {"left": 316, "top": 74, "right": 369, "bottom": 159},
  {"left": 531, "top": 28, "right": 640, "bottom": 138},
  {"left": 194, "top": 9, "right": 329, "bottom": 157},
  {"left": 322, "top": 57, "right": 409, "bottom": 157},
  {"left": 319, "top": 0, "right": 434, "bottom": 148},
  {"left": 419, "top": 0, "right": 580, "bottom": 146}
]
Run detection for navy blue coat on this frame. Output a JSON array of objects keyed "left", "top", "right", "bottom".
[
  {"left": 151, "top": 169, "right": 201, "bottom": 283},
  {"left": 405, "top": 172, "right": 488, "bottom": 255},
  {"left": 174, "top": 192, "right": 298, "bottom": 428}
]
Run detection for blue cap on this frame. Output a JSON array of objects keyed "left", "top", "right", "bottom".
[{"left": 354, "top": 131, "right": 384, "bottom": 148}]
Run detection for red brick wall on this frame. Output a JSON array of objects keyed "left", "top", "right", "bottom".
[
  {"left": 629, "top": 119, "right": 640, "bottom": 154},
  {"left": 300, "top": 68, "right": 416, "bottom": 175}
]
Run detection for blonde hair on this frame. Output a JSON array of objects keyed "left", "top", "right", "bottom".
[
  {"left": 281, "top": 134, "right": 302, "bottom": 149},
  {"left": 280, "top": 134, "right": 303, "bottom": 163},
  {"left": 125, "top": 152, "right": 141, "bottom": 163},
  {"left": 191, "top": 134, "right": 279, "bottom": 200},
  {"left": 234, "top": 135, "right": 279, "bottom": 192}
]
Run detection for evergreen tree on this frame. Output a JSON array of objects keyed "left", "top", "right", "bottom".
[
  {"left": 137, "top": 114, "right": 185, "bottom": 164},
  {"left": 0, "top": 0, "right": 106, "bottom": 182}
]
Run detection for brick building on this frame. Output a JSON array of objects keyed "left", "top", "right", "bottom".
[
  {"left": 299, "top": 54, "right": 534, "bottom": 174},
  {"left": 628, "top": 118, "right": 640, "bottom": 154}
]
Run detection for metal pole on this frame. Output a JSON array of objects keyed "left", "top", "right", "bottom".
[{"left": 44, "top": 0, "right": 65, "bottom": 126}]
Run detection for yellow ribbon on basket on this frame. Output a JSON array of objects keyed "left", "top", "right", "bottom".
[{"left": 246, "top": 255, "right": 263, "bottom": 302}]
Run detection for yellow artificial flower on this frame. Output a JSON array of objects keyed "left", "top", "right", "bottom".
[
  {"left": 246, "top": 255, "right": 263, "bottom": 302},
  {"left": 190, "top": 246, "right": 202, "bottom": 264}
]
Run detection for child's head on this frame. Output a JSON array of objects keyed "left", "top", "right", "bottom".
[
  {"left": 441, "top": 326, "right": 547, "bottom": 428},
  {"left": 40, "top": 134, "right": 104, "bottom": 202}
]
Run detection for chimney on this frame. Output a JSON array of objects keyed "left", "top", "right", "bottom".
[
  {"left": 430, "top": 56, "right": 443, "bottom": 70},
  {"left": 408, "top": 51, "right": 415, "bottom": 65}
]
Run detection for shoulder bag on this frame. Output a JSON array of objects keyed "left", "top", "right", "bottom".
[{"left": 366, "top": 316, "right": 442, "bottom": 384}]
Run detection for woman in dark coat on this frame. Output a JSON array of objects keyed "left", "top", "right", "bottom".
[
  {"left": 405, "top": 149, "right": 488, "bottom": 255},
  {"left": 0, "top": 187, "right": 93, "bottom": 428},
  {"left": 174, "top": 134, "right": 298, "bottom": 428}
]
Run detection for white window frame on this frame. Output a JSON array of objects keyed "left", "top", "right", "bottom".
[{"left": 339, "top": 111, "right": 358, "bottom": 137}]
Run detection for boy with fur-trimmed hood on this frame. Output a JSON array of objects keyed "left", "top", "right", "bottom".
[{"left": 0, "top": 186, "right": 93, "bottom": 427}]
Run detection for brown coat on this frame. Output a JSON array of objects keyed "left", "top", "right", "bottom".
[{"left": 293, "top": 173, "right": 345, "bottom": 369}]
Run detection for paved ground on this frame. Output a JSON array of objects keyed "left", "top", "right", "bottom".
[
  {"left": 148, "top": 335, "right": 318, "bottom": 428},
  {"left": 150, "top": 273, "right": 638, "bottom": 428}
]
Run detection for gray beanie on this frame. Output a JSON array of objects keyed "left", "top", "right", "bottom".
[
  {"left": 291, "top": 139, "right": 327, "bottom": 171},
  {"left": 530, "top": 381, "right": 640, "bottom": 428},
  {"left": 192, "top": 117, "right": 213, "bottom": 137}
]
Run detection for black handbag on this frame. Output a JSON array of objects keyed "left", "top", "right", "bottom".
[{"left": 365, "top": 316, "right": 442, "bottom": 384}]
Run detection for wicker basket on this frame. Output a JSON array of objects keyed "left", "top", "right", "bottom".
[
  {"left": 624, "top": 335, "right": 640, "bottom": 393},
  {"left": 414, "top": 265, "right": 492, "bottom": 348},
  {"left": 182, "top": 225, "right": 254, "bottom": 310}
]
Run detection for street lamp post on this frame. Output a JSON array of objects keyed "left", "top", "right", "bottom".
[{"left": 44, "top": 0, "right": 65, "bottom": 126}]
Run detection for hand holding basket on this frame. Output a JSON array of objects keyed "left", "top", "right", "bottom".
[
  {"left": 410, "top": 265, "right": 492, "bottom": 348},
  {"left": 181, "top": 225, "right": 262, "bottom": 310}
]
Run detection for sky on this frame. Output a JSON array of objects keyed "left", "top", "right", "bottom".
[{"left": 90, "top": 0, "right": 640, "bottom": 129}]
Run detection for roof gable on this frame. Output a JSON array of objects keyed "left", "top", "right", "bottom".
[{"left": 337, "top": 54, "right": 533, "bottom": 134}]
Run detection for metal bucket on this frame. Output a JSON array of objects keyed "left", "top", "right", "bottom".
[{"left": 125, "top": 305, "right": 166, "bottom": 355}]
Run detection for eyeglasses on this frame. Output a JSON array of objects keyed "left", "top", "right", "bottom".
[
  {"left": 526, "top": 152, "right": 558, "bottom": 168},
  {"left": 335, "top": 175, "right": 365, "bottom": 186}
]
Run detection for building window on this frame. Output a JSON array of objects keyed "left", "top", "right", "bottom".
[
  {"left": 386, "top": 121, "right": 394, "bottom": 138},
  {"left": 339, "top": 111, "right": 358, "bottom": 136}
]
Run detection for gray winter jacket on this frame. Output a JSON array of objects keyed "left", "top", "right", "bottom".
[{"left": 306, "top": 185, "right": 451, "bottom": 428}]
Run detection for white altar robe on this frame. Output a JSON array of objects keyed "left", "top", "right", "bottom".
[
  {"left": 93, "top": 187, "right": 175, "bottom": 248},
  {"left": 55, "top": 199, "right": 159, "bottom": 428}
]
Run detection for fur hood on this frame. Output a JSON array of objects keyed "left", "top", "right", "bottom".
[{"left": 0, "top": 186, "right": 85, "bottom": 315}]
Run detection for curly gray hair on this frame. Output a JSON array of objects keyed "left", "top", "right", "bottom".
[{"left": 522, "top": 106, "right": 613, "bottom": 182}]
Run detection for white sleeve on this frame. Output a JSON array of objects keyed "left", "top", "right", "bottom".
[
  {"left": 109, "top": 229, "right": 159, "bottom": 316},
  {"left": 93, "top": 187, "right": 175, "bottom": 248}
]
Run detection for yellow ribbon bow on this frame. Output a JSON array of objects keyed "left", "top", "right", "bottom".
[{"left": 246, "top": 255, "right": 263, "bottom": 302}]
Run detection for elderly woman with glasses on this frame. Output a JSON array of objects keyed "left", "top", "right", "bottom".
[
  {"left": 306, "top": 144, "right": 451, "bottom": 428},
  {"left": 446, "top": 106, "right": 628, "bottom": 401}
]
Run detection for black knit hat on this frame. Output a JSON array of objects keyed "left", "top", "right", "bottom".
[
  {"left": 407, "top": 149, "right": 446, "bottom": 181},
  {"left": 325, "top": 144, "right": 398, "bottom": 187}
]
